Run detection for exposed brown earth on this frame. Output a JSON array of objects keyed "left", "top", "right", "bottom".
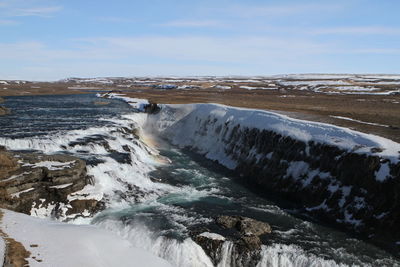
[{"left": 0, "top": 82, "right": 86, "bottom": 97}]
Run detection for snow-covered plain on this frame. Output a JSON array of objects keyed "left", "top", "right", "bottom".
[{"left": 0, "top": 209, "right": 171, "bottom": 267}]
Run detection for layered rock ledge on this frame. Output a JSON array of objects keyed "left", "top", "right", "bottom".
[{"left": 0, "top": 147, "right": 100, "bottom": 220}]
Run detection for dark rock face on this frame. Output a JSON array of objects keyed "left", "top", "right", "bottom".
[
  {"left": 144, "top": 103, "right": 161, "bottom": 114},
  {"left": 0, "top": 151, "right": 99, "bottom": 220},
  {"left": 192, "top": 233, "right": 225, "bottom": 266},
  {"left": 192, "top": 216, "right": 272, "bottom": 266},
  {"left": 226, "top": 127, "right": 400, "bottom": 243},
  {"left": 216, "top": 215, "right": 272, "bottom": 237}
]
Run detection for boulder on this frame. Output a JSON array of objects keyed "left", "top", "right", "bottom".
[
  {"left": 216, "top": 215, "right": 272, "bottom": 236},
  {"left": 216, "top": 215, "right": 240, "bottom": 228},
  {"left": 0, "top": 106, "right": 9, "bottom": 116}
]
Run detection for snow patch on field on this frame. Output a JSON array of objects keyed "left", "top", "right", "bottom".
[
  {"left": 279, "top": 80, "right": 350, "bottom": 86},
  {"left": 330, "top": 116, "right": 390, "bottom": 128},
  {"left": 215, "top": 85, "right": 231, "bottom": 90},
  {"left": 240, "top": 86, "right": 277, "bottom": 90}
]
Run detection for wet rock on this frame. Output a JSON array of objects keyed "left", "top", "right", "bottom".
[
  {"left": 237, "top": 217, "right": 272, "bottom": 236},
  {"left": 216, "top": 215, "right": 272, "bottom": 236},
  {"left": 65, "top": 199, "right": 105, "bottom": 219},
  {"left": 240, "top": 235, "right": 262, "bottom": 250},
  {"left": 192, "top": 231, "right": 225, "bottom": 266},
  {"left": 144, "top": 103, "right": 161, "bottom": 114},
  {"left": 192, "top": 216, "right": 271, "bottom": 266},
  {"left": 216, "top": 215, "right": 240, "bottom": 228}
]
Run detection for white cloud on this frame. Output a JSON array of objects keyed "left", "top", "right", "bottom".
[
  {"left": 0, "top": 0, "right": 62, "bottom": 18},
  {"left": 79, "top": 35, "right": 328, "bottom": 63},
  {"left": 1, "top": 33, "right": 399, "bottom": 80},
  {"left": 0, "top": 19, "right": 17, "bottom": 25},
  {"left": 162, "top": 19, "right": 224, "bottom": 28},
  {"left": 210, "top": 3, "right": 343, "bottom": 18},
  {"left": 311, "top": 26, "right": 400, "bottom": 35},
  {"left": 97, "top": 16, "right": 137, "bottom": 23},
  {"left": 11, "top": 6, "right": 62, "bottom": 17}
]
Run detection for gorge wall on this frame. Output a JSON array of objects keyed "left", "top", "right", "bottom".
[{"left": 146, "top": 103, "right": 400, "bottom": 249}]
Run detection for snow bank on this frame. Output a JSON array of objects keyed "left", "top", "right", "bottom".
[
  {"left": 240, "top": 86, "right": 277, "bottom": 90},
  {"left": 155, "top": 103, "right": 400, "bottom": 164},
  {"left": 98, "top": 93, "right": 149, "bottom": 111},
  {"left": 0, "top": 209, "right": 171, "bottom": 267}
]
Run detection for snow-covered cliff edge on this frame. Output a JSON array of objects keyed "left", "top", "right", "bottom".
[{"left": 145, "top": 103, "right": 400, "bottom": 247}]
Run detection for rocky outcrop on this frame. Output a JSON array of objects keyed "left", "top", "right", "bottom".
[
  {"left": 0, "top": 148, "right": 100, "bottom": 220},
  {"left": 0, "top": 97, "right": 9, "bottom": 115},
  {"left": 224, "top": 128, "right": 400, "bottom": 243},
  {"left": 0, "top": 106, "right": 9, "bottom": 116},
  {"left": 144, "top": 103, "right": 161, "bottom": 114},
  {"left": 192, "top": 216, "right": 272, "bottom": 266},
  {"left": 217, "top": 215, "right": 272, "bottom": 237}
]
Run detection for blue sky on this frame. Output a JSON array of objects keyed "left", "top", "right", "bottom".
[{"left": 1, "top": 0, "right": 400, "bottom": 80}]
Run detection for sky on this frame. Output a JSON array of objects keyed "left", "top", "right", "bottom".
[{"left": 1, "top": 0, "right": 400, "bottom": 80}]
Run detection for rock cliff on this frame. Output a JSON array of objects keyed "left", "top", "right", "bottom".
[{"left": 0, "top": 147, "right": 100, "bottom": 220}]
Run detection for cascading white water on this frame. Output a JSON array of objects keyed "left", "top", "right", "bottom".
[{"left": 96, "top": 219, "right": 214, "bottom": 267}]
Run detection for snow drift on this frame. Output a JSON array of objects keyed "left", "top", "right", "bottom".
[{"left": 0, "top": 209, "right": 171, "bottom": 267}]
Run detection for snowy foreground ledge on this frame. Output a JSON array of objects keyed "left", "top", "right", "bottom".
[{"left": 0, "top": 209, "right": 171, "bottom": 267}]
